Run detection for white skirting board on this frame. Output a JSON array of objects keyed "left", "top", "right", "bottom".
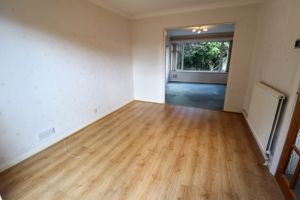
[{"left": 245, "top": 82, "right": 285, "bottom": 163}]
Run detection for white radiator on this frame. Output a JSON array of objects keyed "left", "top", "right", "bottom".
[{"left": 246, "top": 82, "right": 285, "bottom": 160}]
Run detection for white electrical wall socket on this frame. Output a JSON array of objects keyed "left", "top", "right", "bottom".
[{"left": 38, "top": 127, "right": 55, "bottom": 141}]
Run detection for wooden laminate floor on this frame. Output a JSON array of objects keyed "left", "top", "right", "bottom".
[{"left": 0, "top": 101, "right": 283, "bottom": 200}]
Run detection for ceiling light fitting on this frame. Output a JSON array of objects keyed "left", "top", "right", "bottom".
[{"left": 192, "top": 27, "right": 208, "bottom": 34}]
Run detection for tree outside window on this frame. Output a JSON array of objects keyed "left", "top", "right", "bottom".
[{"left": 173, "top": 41, "right": 232, "bottom": 72}]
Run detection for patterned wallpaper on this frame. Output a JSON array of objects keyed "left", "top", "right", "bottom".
[{"left": 0, "top": 0, "right": 133, "bottom": 170}]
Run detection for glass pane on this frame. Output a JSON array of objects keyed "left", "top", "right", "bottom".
[
  {"left": 182, "top": 41, "right": 230, "bottom": 72},
  {"left": 285, "top": 149, "right": 299, "bottom": 183},
  {"left": 294, "top": 176, "right": 300, "bottom": 198},
  {"left": 294, "top": 130, "right": 300, "bottom": 149}
]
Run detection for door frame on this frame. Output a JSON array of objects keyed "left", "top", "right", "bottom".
[
  {"left": 276, "top": 92, "right": 300, "bottom": 199},
  {"left": 162, "top": 22, "right": 235, "bottom": 109}
]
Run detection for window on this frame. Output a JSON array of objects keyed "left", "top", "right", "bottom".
[{"left": 172, "top": 40, "right": 232, "bottom": 72}]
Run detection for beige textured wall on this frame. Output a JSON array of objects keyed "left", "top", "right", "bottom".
[
  {"left": 131, "top": 5, "right": 260, "bottom": 112},
  {"left": 0, "top": 0, "right": 133, "bottom": 171}
]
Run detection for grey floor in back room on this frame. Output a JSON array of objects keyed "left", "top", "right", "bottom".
[{"left": 165, "top": 82, "right": 226, "bottom": 111}]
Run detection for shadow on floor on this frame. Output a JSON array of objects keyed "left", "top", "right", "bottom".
[{"left": 165, "top": 82, "right": 226, "bottom": 111}]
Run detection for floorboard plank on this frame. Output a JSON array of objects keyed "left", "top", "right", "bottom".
[{"left": 0, "top": 101, "right": 283, "bottom": 200}]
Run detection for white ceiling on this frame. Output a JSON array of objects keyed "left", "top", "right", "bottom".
[
  {"left": 167, "top": 24, "right": 235, "bottom": 37},
  {"left": 87, "top": 0, "right": 263, "bottom": 19}
]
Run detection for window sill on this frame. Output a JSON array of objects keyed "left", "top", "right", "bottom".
[{"left": 173, "top": 70, "right": 228, "bottom": 74}]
